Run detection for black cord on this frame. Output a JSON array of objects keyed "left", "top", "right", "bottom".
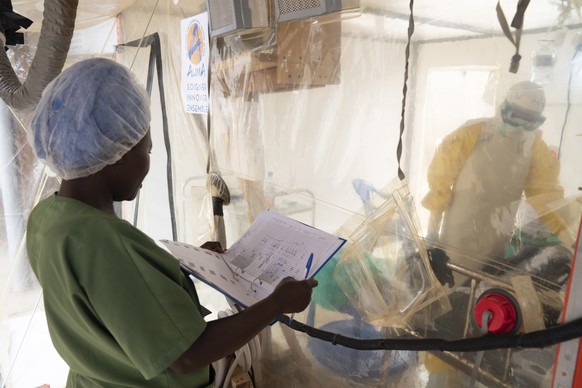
[
  {"left": 396, "top": 0, "right": 415, "bottom": 181},
  {"left": 557, "top": 47, "right": 580, "bottom": 160},
  {"left": 279, "top": 315, "right": 582, "bottom": 352}
]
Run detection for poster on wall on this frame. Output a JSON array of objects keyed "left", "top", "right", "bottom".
[{"left": 181, "top": 13, "right": 209, "bottom": 114}]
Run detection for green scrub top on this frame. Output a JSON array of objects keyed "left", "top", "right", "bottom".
[{"left": 27, "top": 194, "right": 213, "bottom": 387}]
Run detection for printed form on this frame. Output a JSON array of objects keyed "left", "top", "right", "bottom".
[{"left": 161, "top": 210, "right": 346, "bottom": 307}]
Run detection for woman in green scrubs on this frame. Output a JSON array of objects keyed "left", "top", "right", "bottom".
[{"left": 26, "top": 58, "right": 317, "bottom": 388}]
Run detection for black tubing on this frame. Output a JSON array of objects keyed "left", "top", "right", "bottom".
[{"left": 280, "top": 315, "right": 582, "bottom": 352}]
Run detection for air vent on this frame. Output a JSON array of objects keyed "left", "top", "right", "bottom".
[
  {"left": 207, "top": 0, "right": 236, "bottom": 32},
  {"left": 206, "top": 0, "right": 270, "bottom": 38},
  {"left": 274, "top": 0, "right": 342, "bottom": 22}
]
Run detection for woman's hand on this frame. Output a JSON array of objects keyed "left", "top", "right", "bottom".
[{"left": 269, "top": 277, "right": 318, "bottom": 314}]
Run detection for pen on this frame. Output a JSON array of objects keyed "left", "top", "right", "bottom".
[
  {"left": 289, "top": 253, "right": 314, "bottom": 324},
  {"left": 304, "top": 252, "right": 314, "bottom": 279}
]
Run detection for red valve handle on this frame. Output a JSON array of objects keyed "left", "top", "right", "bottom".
[{"left": 474, "top": 289, "right": 521, "bottom": 335}]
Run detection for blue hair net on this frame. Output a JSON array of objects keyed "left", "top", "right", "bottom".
[{"left": 30, "top": 58, "right": 151, "bottom": 179}]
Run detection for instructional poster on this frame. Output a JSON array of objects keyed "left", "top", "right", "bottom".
[{"left": 180, "top": 13, "right": 209, "bottom": 114}]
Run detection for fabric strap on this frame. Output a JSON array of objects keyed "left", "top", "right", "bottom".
[{"left": 496, "top": 0, "right": 531, "bottom": 73}]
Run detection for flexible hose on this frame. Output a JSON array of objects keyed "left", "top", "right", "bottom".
[
  {"left": 0, "top": 0, "right": 78, "bottom": 111},
  {"left": 279, "top": 315, "right": 582, "bottom": 352}
]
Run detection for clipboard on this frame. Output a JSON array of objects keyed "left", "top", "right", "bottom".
[{"left": 161, "top": 210, "right": 346, "bottom": 307}]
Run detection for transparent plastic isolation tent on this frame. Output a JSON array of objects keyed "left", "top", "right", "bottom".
[{"left": 0, "top": 0, "right": 581, "bottom": 387}]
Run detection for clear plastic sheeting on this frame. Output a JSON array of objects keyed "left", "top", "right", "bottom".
[
  {"left": 0, "top": 100, "right": 61, "bottom": 387},
  {"left": 329, "top": 178, "right": 450, "bottom": 328},
  {"left": 12, "top": 0, "right": 136, "bottom": 32},
  {"left": 0, "top": 0, "right": 581, "bottom": 387}
]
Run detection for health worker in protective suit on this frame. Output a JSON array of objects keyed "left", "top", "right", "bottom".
[{"left": 421, "top": 81, "right": 570, "bottom": 281}]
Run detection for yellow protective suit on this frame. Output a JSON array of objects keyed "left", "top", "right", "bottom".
[{"left": 422, "top": 117, "right": 566, "bottom": 273}]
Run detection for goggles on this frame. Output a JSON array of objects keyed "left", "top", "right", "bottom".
[{"left": 500, "top": 102, "right": 546, "bottom": 131}]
